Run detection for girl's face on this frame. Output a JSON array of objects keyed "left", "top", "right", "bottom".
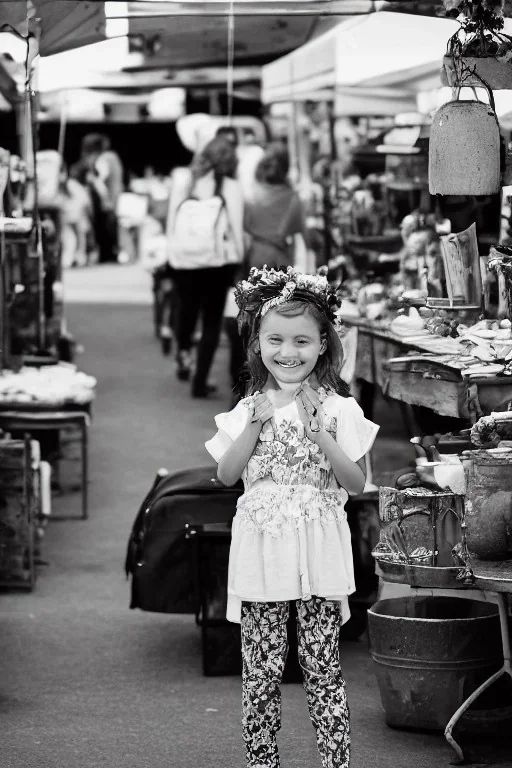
[{"left": 258, "top": 307, "right": 324, "bottom": 386}]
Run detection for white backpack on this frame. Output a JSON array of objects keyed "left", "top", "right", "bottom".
[{"left": 168, "top": 181, "right": 237, "bottom": 269}]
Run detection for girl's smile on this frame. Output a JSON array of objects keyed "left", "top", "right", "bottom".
[{"left": 259, "top": 308, "right": 324, "bottom": 386}]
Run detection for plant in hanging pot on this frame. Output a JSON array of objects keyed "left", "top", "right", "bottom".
[{"left": 441, "top": 0, "right": 512, "bottom": 88}]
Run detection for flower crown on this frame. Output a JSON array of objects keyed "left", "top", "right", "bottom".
[{"left": 234, "top": 266, "right": 342, "bottom": 325}]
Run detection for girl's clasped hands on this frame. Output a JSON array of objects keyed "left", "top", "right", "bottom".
[{"left": 249, "top": 383, "right": 325, "bottom": 442}]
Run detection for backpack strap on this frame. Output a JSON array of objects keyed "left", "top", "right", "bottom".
[
  {"left": 248, "top": 231, "right": 289, "bottom": 256},
  {"left": 246, "top": 190, "right": 299, "bottom": 256}
]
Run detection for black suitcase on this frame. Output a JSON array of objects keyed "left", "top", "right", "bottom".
[{"left": 125, "top": 465, "right": 242, "bottom": 614}]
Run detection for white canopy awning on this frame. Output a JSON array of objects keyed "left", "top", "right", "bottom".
[{"left": 261, "top": 12, "right": 460, "bottom": 111}]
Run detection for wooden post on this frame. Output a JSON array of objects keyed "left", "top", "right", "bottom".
[{"left": 288, "top": 101, "right": 300, "bottom": 185}]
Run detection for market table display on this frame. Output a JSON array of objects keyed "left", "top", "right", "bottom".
[
  {"left": 0, "top": 363, "right": 96, "bottom": 410},
  {"left": 340, "top": 310, "right": 512, "bottom": 423},
  {"left": 371, "top": 434, "right": 512, "bottom": 763},
  {"left": 0, "top": 363, "right": 96, "bottom": 521}
]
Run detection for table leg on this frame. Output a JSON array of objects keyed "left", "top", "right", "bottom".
[
  {"left": 398, "top": 401, "right": 418, "bottom": 440},
  {"left": 82, "top": 420, "right": 88, "bottom": 520},
  {"left": 357, "top": 379, "right": 375, "bottom": 421},
  {"left": 444, "top": 592, "right": 511, "bottom": 764}
]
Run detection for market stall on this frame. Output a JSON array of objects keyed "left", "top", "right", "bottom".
[
  {"left": 331, "top": 3, "right": 512, "bottom": 762},
  {"left": 0, "top": 1, "right": 100, "bottom": 587}
]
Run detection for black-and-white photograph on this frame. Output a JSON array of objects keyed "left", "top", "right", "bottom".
[{"left": 0, "top": 1, "right": 511, "bottom": 767}]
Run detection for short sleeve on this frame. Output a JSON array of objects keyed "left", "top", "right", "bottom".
[
  {"left": 205, "top": 398, "right": 250, "bottom": 463},
  {"left": 335, "top": 396, "right": 379, "bottom": 463}
]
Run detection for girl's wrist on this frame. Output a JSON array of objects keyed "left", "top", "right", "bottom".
[
  {"left": 248, "top": 416, "right": 263, "bottom": 431},
  {"left": 311, "top": 427, "right": 330, "bottom": 446}
]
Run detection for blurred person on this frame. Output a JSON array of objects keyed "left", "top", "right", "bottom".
[
  {"left": 215, "top": 124, "right": 266, "bottom": 200},
  {"left": 236, "top": 127, "right": 265, "bottom": 203},
  {"left": 215, "top": 125, "right": 238, "bottom": 148},
  {"left": 81, "top": 133, "right": 124, "bottom": 264},
  {"left": 244, "top": 143, "right": 312, "bottom": 272},
  {"left": 57, "top": 165, "right": 93, "bottom": 269},
  {"left": 166, "top": 135, "right": 244, "bottom": 398}
]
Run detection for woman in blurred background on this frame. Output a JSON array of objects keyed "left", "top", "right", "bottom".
[
  {"left": 244, "top": 143, "right": 312, "bottom": 272},
  {"left": 166, "top": 136, "right": 244, "bottom": 398}
]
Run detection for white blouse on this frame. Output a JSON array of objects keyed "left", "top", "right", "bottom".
[{"left": 206, "top": 392, "right": 379, "bottom": 623}]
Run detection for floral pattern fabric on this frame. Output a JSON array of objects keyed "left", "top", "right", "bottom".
[
  {"left": 237, "top": 484, "right": 346, "bottom": 538},
  {"left": 241, "top": 597, "right": 350, "bottom": 768}
]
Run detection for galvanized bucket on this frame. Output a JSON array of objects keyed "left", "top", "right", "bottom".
[
  {"left": 368, "top": 596, "right": 502, "bottom": 730},
  {"left": 429, "top": 84, "right": 501, "bottom": 196}
]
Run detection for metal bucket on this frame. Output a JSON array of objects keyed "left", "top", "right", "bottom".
[
  {"left": 429, "top": 98, "right": 500, "bottom": 195},
  {"left": 367, "top": 596, "right": 502, "bottom": 730}
]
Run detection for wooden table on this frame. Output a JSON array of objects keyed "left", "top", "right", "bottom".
[
  {"left": 0, "top": 399, "right": 93, "bottom": 520},
  {"left": 342, "top": 314, "right": 512, "bottom": 425}
]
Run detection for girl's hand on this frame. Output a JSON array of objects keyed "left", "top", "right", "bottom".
[
  {"left": 249, "top": 392, "right": 274, "bottom": 425},
  {"left": 296, "top": 384, "right": 324, "bottom": 441}
]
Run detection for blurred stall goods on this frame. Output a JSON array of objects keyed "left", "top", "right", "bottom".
[
  {"left": 0, "top": 363, "right": 96, "bottom": 407},
  {"left": 0, "top": 145, "right": 76, "bottom": 368},
  {"left": 0, "top": 435, "right": 41, "bottom": 590}
]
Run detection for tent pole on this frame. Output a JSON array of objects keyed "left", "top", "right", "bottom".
[
  {"left": 0, "top": 150, "right": 9, "bottom": 372},
  {"left": 57, "top": 100, "right": 67, "bottom": 159},
  {"left": 323, "top": 99, "right": 336, "bottom": 263},
  {"left": 289, "top": 102, "right": 300, "bottom": 186}
]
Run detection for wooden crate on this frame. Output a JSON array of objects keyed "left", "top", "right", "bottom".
[{"left": 0, "top": 437, "right": 40, "bottom": 589}]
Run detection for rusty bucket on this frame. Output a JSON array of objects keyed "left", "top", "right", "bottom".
[{"left": 367, "top": 596, "right": 502, "bottom": 730}]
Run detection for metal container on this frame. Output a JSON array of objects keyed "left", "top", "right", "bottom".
[
  {"left": 429, "top": 98, "right": 500, "bottom": 196},
  {"left": 463, "top": 449, "right": 512, "bottom": 560},
  {"left": 368, "top": 596, "right": 502, "bottom": 730}
]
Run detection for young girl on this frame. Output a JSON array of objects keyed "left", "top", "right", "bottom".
[{"left": 205, "top": 266, "right": 379, "bottom": 768}]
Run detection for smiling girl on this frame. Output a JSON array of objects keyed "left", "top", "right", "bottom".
[{"left": 205, "top": 267, "right": 379, "bottom": 768}]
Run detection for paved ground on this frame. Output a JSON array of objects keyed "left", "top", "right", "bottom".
[{"left": 0, "top": 264, "right": 510, "bottom": 768}]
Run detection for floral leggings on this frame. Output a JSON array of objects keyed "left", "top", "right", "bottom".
[{"left": 241, "top": 597, "right": 350, "bottom": 768}]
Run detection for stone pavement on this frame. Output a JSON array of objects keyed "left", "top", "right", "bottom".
[{"left": 0, "top": 264, "right": 509, "bottom": 768}]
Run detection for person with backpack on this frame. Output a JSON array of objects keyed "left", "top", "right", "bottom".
[{"left": 166, "top": 136, "right": 245, "bottom": 398}]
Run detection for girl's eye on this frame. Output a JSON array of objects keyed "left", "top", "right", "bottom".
[
  {"left": 268, "top": 337, "right": 281, "bottom": 344},
  {"left": 296, "top": 339, "right": 309, "bottom": 345}
]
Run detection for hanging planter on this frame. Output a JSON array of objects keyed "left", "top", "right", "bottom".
[
  {"left": 429, "top": 79, "right": 501, "bottom": 195},
  {"left": 441, "top": 0, "right": 512, "bottom": 89}
]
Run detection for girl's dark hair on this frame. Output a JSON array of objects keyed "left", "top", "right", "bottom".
[
  {"left": 255, "top": 143, "right": 290, "bottom": 185},
  {"left": 192, "top": 136, "right": 238, "bottom": 181},
  {"left": 240, "top": 300, "right": 350, "bottom": 397}
]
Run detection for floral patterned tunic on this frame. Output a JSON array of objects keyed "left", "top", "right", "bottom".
[{"left": 205, "top": 390, "right": 379, "bottom": 623}]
